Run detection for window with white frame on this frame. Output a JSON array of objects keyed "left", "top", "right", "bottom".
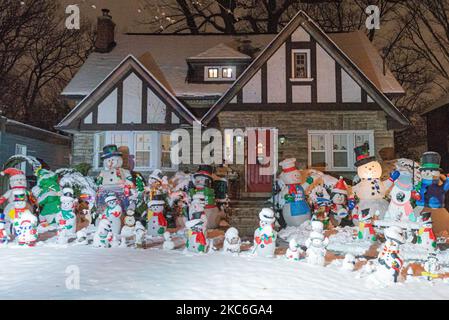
[
  {"left": 308, "top": 130, "right": 374, "bottom": 171},
  {"left": 291, "top": 49, "right": 311, "bottom": 80},
  {"left": 93, "top": 131, "right": 177, "bottom": 171},
  {"left": 15, "top": 144, "right": 27, "bottom": 173},
  {"left": 204, "top": 66, "right": 236, "bottom": 81}
]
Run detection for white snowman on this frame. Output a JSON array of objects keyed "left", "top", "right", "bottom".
[
  {"left": 185, "top": 217, "right": 208, "bottom": 253},
  {"left": 162, "top": 231, "right": 175, "bottom": 250},
  {"left": 423, "top": 252, "right": 440, "bottom": 281},
  {"left": 103, "top": 193, "right": 122, "bottom": 236},
  {"left": 285, "top": 238, "right": 303, "bottom": 261},
  {"left": 352, "top": 143, "right": 399, "bottom": 221},
  {"left": 120, "top": 212, "right": 136, "bottom": 247},
  {"left": 223, "top": 227, "right": 241, "bottom": 254},
  {"left": 376, "top": 226, "right": 405, "bottom": 283},
  {"left": 145, "top": 196, "right": 167, "bottom": 237},
  {"left": 11, "top": 189, "right": 38, "bottom": 247},
  {"left": 384, "top": 172, "right": 415, "bottom": 222},
  {"left": 0, "top": 168, "right": 28, "bottom": 227},
  {"left": 253, "top": 208, "right": 277, "bottom": 258},
  {"left": 57, "top": 188, "right": 77, "bottom": 243},
  {"left": 341, "top": 254, "right": 356, "bottom": 271},
  {"left": 134, "top": 221, "right": 146, "bottom": 248},
  {"left": 305, "top": 220, "right": 328, "bottom": 266},
  {"left": 188, "top": 193, "right": 206, "bottom": 221},
  {"left": 277, "top": 158, "right": 313, "bottom": 227},
  {"left": 93, "top": 218, "right": 114, "bottom": 248}
]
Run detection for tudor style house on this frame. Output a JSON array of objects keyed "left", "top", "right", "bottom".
[{"left": 57, "top": 9, "right": 409, "bottom": 197}]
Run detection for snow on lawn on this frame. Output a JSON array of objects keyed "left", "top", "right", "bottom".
[{"left": 1, "top": 246, "right": 449, "bottom": 300}]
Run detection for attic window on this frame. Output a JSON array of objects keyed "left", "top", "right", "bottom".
[
  {"left": 291, "top": 49, "right": 312, "bottom": 80},
  {"left": 205, "top": 66, "right": 236, "bottom": 81}
]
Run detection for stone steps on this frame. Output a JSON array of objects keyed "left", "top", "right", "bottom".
[{"left": 229, "top": 198, "right": 274, "bottom": 237}]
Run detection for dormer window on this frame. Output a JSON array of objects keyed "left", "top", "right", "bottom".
[
  {"left": 291, "top": 49, "right": 312, "bottom": 81},
  {"left": 205, "top": 66, "right": 236, "bottom": 81}
]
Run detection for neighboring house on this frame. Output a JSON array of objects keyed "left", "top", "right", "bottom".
[
  {"left": 421, "top": 94, "right": 449, "bottom": 171},
  {"left": 57, "top": 9, "right": 409, "bottom": 197},
  {"left": 0, "top": 115, "right": 71, "bottom": 193}
]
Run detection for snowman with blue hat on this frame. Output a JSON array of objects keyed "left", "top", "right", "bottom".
[{"left": 385, "top": 172, "right": 416, "bottom": 222}]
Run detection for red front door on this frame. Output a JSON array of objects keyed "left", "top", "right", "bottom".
[{"left": 246, "top": 129, "right": 274, "bottom": 193}]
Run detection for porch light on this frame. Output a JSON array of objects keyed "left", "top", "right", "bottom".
[{"left": 279, "top": 135, "right": 287, "bottom": 145}]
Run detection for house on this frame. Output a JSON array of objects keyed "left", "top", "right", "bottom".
[
  {"left": 0, "top": 115, "right": 71, "bottom": 193},
  {"left": 57, "top": 9, "right": 409, "bottom": 198},
  {"left": 421, "top": 93, "right": 449, "bottom": 172}
]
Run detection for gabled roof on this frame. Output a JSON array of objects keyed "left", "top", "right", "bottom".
[
  {"left": 201, "top": 10, "right": 409, "bottom": 126},
  {"left": 187, "top": 43, "right": 252, "bottom": 60},
  {"left": 56, "top": 54, "right": 199, "bottom": 130}
]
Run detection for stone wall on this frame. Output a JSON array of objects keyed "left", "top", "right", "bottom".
[{"left": 72, "top": 133, "right": 95, "bottom": 166}]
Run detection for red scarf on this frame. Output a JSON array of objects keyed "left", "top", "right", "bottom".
[
  {"left": 193, "top": 231, "right": 207, "bottom": 245},
  {"left": 423, "top": 227, "right": 436, "bottom": 241},
  {"left": 153, "top": 211, "right": 167, "bottom": 227},
  {"left": 360, "top": 222, "right": 375, "bottom": 235}
]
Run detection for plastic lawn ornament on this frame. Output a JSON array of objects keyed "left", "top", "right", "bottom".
[
  {"left": 385, "top": 172, "right": 415, "bottom": 222},
  {"left": 12, "top": 189, "right": 38, "bottom": 247},
  {"left": 253, "top": 208, "right": 277, "bottom": 257},
  {"left": 377, "top": 226, "right": 405, "bottom": 283},
  {"left": 145, "top": 194, "right": 167, "bottom": 237},
  {"left": 417, "top": 212, "right": 437, "bottom": 251},
  {"left": 223, "top": 227, "right": 241, "bottom": 254}
]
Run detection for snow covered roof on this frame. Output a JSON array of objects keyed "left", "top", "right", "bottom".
[
  {"left": 62, "top": 31, "right": 403, "bottom": 100},
  {"left": 187, "top": 43, "right": 252, "bottom": 60}
]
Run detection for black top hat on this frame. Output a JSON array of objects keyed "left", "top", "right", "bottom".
[
  {"left": 100, "top": 144, "right": 122, "bottom": 159},
  {"left": 354, "top": 143, "right": 376, "bottom": 167},
  {"left": 420, "top": 151, "right": 442, "bottom": 171},
  {"left": 193, "top": 165, "right": 214, "bottom": 179},
  {"left": 421, "top": 211, "right": 432, "bottom": 223}
]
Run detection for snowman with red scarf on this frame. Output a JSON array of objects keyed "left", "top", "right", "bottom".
[
  {"left": 145, "top": 195, "right": 167, "bottom": 237},
  {"left": 357, "top": 209, "right": 377, "bottom": 242},
  {"left": 377, "top": 226, "right": 405, "bottom": 283},
  {"left": 102, "top": 193, "right": 122, "bottom": 237},
  {"left": 278, "top": 158, "right": 313, "bottom": 227},
  {"left": 417, "top": 212, "right": 437, "bottom": 251},
  {"left": 185, "top": 217, "right": 208, "bottom": 253},
  {"left": 253, "top": 208, "right": 277, "bottom": 258},
  {"left": 12, "top": 189, "right": 38, "bottom": 247}
]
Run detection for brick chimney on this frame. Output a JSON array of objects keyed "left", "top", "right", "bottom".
[{"left": 95, "top": 9, "right": 116, "bottom": 53}]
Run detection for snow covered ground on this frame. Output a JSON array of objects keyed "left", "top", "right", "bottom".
[{"left": 2, "top": 245, "right": 449, "bottom": 300}]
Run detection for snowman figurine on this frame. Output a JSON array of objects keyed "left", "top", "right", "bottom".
[
  {"left": 253, "top": 208, "right": 277, "bottom": 258},
  {"left": 385, "top": 172, "right": 415, "bottom": 222},
  {"left": 0, "top": 168, "right": 29, "bottom": 229},
  {"left": 93, "top": 219, "right": 114, "bottom": 248},
  {"left": 422, "top": 252, "right": 440, "bottom": 281},
  {"left": 305, "top": 221, "right": 328, "bottom": 266},
  {"left": 377, "top": 226, "right": 405, "bottom": 283},
  {"left": 145, "top": 195, "right": 167, "bottom": 237},
  {"left": 277, "top": 158, "right": 313, "bottom": 227},
  {"left": 188, "top": 193, "right": 206, "bottom": 221},
  {"left": 417, "top": 212, "right": 437, "bottom": 251},
  {"left": 285, "top": 238, "right": 303, "bottom": 261},
  {"left": 357, "top": 209, "right": 377, "bottom": 242},
  {"left": 12, "top": 189, "right": 38, "bottom": 247},
  {"left": 103, "top": 193, "right": 122, "bottom": 237},
  {"left": 352, "top": 143, "right": 399, "bottom": 222},
  {"left": 162, "top": 231, "right": 175, "bottom": 250},
  {"left": 134, "top": 221, "right": 146, "bottom": 248},
  {"left": 57, "top": 188, "right": 77, "bottom": 243},
  {"left": 120, "top": 211, "right": 136, "bottom": 247},
  {"left": 185, "top": 217, "right": 208, "bottom": 253},
  {"left": 223, "top": 227, "right": 241, "bottom": 254}
]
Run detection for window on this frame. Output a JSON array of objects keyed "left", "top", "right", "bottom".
[
  {"left": 93, "top": 131, "right": 177, "bottom": 171},
  {"left": 15, "top": 144, "right": 27, "bottom": 173},
  {"left": 291, "top": 49, "right": 311, "bottom": 80},
  {"left": 308, "top": 130, "right": 374, "bottom": 171},
  {"left": 205, "top": 66, "right": 236, "bottom": 81}
]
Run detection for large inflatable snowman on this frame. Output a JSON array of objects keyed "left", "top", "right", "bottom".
[
  {"left": 351, "top": 143, "right": 399, "bottom": 221},
  {"left": 253, "top": 208, "right": 277, "bottom": 258},
  {"left": 96, "top": 144, "right": 135, "bottom": 213},
  {"left": 277, "top": 158, "right": 313, "bottom": 227}
]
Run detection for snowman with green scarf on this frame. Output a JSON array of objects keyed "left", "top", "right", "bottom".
[
  {"left": 56, "top": 187, "right": 77, "bottom": 244},
  {"left": 32, "top": 167, "right": 61, "bottom": 229}
]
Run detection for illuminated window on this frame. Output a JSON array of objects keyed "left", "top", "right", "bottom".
[
  {"left": 222, "top": 68, "right": 233, "bottom": 78},
  {"left": 204, "top": 66, "right": 236, "bottom": 81},
  {"left": 207, "top": 68, "right": 219, "bottom": 78}
]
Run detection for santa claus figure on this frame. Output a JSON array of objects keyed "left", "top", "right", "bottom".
[
  {"left": 11, "top": 189, "right": 38, "bottom": 247},
  {"left": 96, "top": 144, "right": 135, "bottom": 214},
  {"left": 351, "top": 143, "right": 399, "bottom": 221},
  {"left": 0, "top": 168, "right": 30, "bottom": 224},
  {"left": 417, "top": 211, "right": 436, "bottom": 251},
  {"left": 277, "top": 158, "right": 313, "bottom": 227}
]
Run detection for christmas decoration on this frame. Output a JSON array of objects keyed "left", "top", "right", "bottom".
[
  {"left": 93, "top": 218, "right": 114, "bottom": 248},
  {"left": 285, "top": 238, "right": 303, "bottom": 261},
  {"left": 0, "top": 211, "right": 9, "bottom": 244},
  {"left": 357, "top": 209, "right": 377, "bottom": 242},
  {"left": 145, "top": 195, "right": 167, "bottom": 237},
  {"left": 12, "top": 190, "right": 38, "bottom": 247},
  {"left": 102, "top": 193, "right": 123, "bottom": 236},
  {"left": 417, "top": 212, "right": 436, "bottom": 251},
  {"left": 32, "top": 167, "right": 61, "bottom": 228},
  {"left": 422, "top": 252, "right": 440, "bottom": 281},
  {"left": 309, "top": 185, "right": 332, "bottom": 229},
  {"left": 188, "top": 193, "right": 206, "bottom": 221},
  {"left": 120, "top": 212, "right": 136, "bottom": 247},
  {"left": 414, "top": 152, "right": 449, "bottom": 212},
  {"left": 0, "top": 168, "right": 29, "bottom": 225},
  {"left": 95, "top": 144, "right": 135, "bottom": 214},
  {"left": 185, "top": 217, "right": 208, "bottom": 253},
  {"left": 277, "top": 158, "right": 313, "bottom": 227},
  {"left": 134, "top": 221, "right": 146, "bottom": 249},
  {"left": 341, "top": 254, "right": 356, "bottom": 271},
  {"left": 253, "top": 208, "right": 277, "bottom": 257},
  {"left": 223, "top": 227, "right": 241, "bottom": 254},
  {"left": 305, "top": 221, "right": 328, "bottom": 266},
  {"left": 352, "top": 143, "right": 399, "bottom": 221},
  {"left": 57, "top": 189, "right": 77, "bottom": 244},
  {"left": 162, "top": 231, "right": 175, "bottom": 250},
  {"left": 377, "top": 226, "right": 404, "bottom": 283},
  {"left": 329, "top": 177, "right": 353, "bottom": 226},
  {"left": 384, "top": 172, "right": 415, "bottom": 222}
]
